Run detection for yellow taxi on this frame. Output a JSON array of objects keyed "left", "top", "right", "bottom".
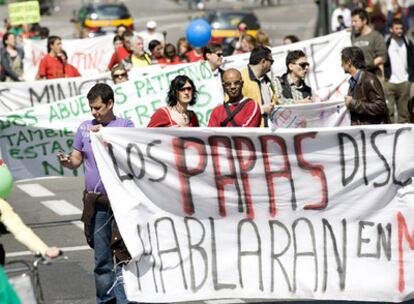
[
  {"left": 204, "top": 10, "right": 261, "bottom": 55},
  {"left": 71, "top": 3, "right": 134, "bottom": 38}
]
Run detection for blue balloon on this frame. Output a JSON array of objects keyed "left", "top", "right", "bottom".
[{"left": 186, "top": 19, "right": 212, "bottom": 48}]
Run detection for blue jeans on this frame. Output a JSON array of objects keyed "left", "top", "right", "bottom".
[
  {"left": 114, "top": 264, "right": 139, "bottom": 304},
  {"left": 92, "top": 206, "right": 116, "bottom": 304}
]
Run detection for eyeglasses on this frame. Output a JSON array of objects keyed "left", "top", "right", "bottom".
[
  {"left": 297, "top": 62, "right": 310, "bottom": 69},
  {"left": 215, "top": 52, "right": 223, "bottom": 57},
  {"left": 178, "top": 86, "right": 193, "bottom": 92},
  {"left": 266, "top": 57, "right": 274, "bottom": 65},
  {"left": 223, "top": 80, "right": 243, "bottom": 88},
  {"left": 112, "top": 73, "right": 127, "bottom": 79}
]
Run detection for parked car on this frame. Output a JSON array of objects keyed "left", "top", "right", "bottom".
[
  {"left": 70, "top": 3, "right": 134, "bottom": 38},
  {"left": 203, "top": 9, "right": 261, "bottom": 56}
]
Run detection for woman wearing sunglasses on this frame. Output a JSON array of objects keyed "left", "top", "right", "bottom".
[
  {"left": 147, "top": 75, "right": 200, "bottom": 127},
  {"left": 274, "top": 49, "right": 313, "bottom": 105}
]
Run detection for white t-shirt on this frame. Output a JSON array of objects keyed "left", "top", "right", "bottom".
[
  {"left": 388, "top": 38, "right": 409, "bottom": 83},
  {"left": 331, "top": 7, "right": 352, "bottom": 32}
]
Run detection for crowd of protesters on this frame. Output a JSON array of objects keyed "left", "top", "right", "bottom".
[{"left": 1, "top": 1, "right": 414, "bottom": 303}]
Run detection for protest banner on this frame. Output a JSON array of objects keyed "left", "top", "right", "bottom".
[
  {"left": 0, "top": 73, "right": 113, "bottom": 112},
  {"left": 0, "top": 64, "right": 163, "bottom": 113},
  {"left": 23, "top": 34, "right": 115, "bottom": 81},
  {"left": 270, "top": 100, "right": 350, "bottom": 129},
  {"left": 0, "top": 61, "right": 222, "bottom": 180},
  {"left": 8, "top": 1, "right": 40, "bottom": 26},
  {"left": 0, "top": 62, "right": 352, "bottom": 180},
  {"left": 91, "top": 125, "right": 414, "bottom": 302},
  {"left": 21, "top": 31, "right": 350, "bottom": 96},
  {"left": 223, "top": 30, "right": 352, "bottom": 102}
]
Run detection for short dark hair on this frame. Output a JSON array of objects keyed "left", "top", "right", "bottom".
[
  {"left": 283, "top": 35, "right": 299, "bottom": 44},
  {"left": 341, "top": 46, "right": 366, "bottom": 69},
  {"left": 87, "top": 83, "right": 114, "bottom": 105},
  {"left": 122, "top": 30, "right": 133, "bottom": 40},
  {"left": 113, "top": 34, "right": 123, "bottom": 44},
  {"left": 351, "top": 8, "right": 369, "bottom": 23},
  {"left": 286, "top": 50, "right": 306, "bottom": 72},
  {"left": 249, "top": 45, "right": 272, "bottom": 65},
  {"left": 203, "top": 43, "right": 222, "bottom": 60},
  {"left": 39, "top": 26, "right": 49, "bottom": 39},
  {"left": 149, "top": 39, "right": 162, "bottom": 52},
  {"left": 164, "top": 43, "right": 177, "bottom": 59},
  {"left": 167, "top": 75, "right": 198, "bottom": 106},
  {"left": 2, "top": 32, "right": 13, "bottom": 47},
  {"left": 390, "top": 18, "right": 404, "bottom": 27}
]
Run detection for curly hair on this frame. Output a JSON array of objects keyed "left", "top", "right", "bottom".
[{"left": 167, "top": 75, "right": 198, "bottom": 106}]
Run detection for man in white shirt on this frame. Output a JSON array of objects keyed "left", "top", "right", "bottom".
[
  {"left": 203, "top": 43, "right": 224, "bottom": 97},
  {"left": 384, "top": 18, "right": 414, "bottom": 123},
  {"left": 331, "top": 0, "right": 352, "bottom": 32},
  {"left": 137, "top": 20, "right": 165, "bottom": 52}
]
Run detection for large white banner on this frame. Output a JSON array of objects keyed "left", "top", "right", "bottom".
[
  {"left": 0, "top": 62, "right": 222, "bottom": 179},
  {"left": 91, "top": 125, "right": 414, "bottom": 302},
  {"left": 23, "top": 35, "right": 115, "bottom": 81},
  {"left": 0, "top": 73, "right": 112, "bottom": 112},
  {"left": 0, "top": 64, "right": 164, "bottom": 113}
]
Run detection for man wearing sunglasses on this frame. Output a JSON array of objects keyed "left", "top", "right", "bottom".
[
  {"left": 240, "top": 45, "right": 278, "bottom": 127},
  {"left": 274, "top": 50, "right": 312, "bottom": 105},
  {"left": 203, "top": 43, "right": 225, "bottom": 95},
  {"left": 208, "top": 68, "right": 261, "bottom": 127}
]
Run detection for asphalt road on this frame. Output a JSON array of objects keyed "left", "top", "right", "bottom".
[{"left": 0, "top": 0, "right": 318, "bottom": 303}]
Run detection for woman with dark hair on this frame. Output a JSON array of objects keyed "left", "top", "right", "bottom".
[
  {"left": 148, "top": 75, "right": 199, "bottom": 127},
  {"left": 408, "top": 96, "right": 414, "bottom": 123},
  {"left": 0, "top": 32, "right": 24, "bottom": 81},
  {"left": 161, "top": 43, "right": 181, "bottom": 65},
  {"left": 60, "top": 50, "right": 81, "bottom": 78}
]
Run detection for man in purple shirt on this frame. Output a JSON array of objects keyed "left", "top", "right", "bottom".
[{"left": 57, "top": 83, "right": 134, "bottom": 304}]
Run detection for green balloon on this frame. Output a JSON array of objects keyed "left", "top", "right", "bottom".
[{"left": 0, "top": 163, "right": 13, "bottom": 199}]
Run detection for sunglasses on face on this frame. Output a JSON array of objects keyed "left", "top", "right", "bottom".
[
  {"left": 297, "top": 62, "right": 310, "bottom": 69},
  {"left": 215, "top": 52, "right": 223, "bottom": 57},
  {"left": 223, "top": 80, "right": 242, "bottom": 88},
  {"left": 178, "top": 86, "right": 193, "bottom": 93},
  {"left": 113, "top": 72, "right": 127, "bottom": 79},
  {"left": 266, "top": 57, "right": 274, "bottom": 65}
]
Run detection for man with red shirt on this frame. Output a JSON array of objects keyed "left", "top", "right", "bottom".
[
  {"left": 36, "top": 35, "right": 65, "bottom": 80},
  {"left": 208, "top": 68, "right": 261, "bottom": 127}
]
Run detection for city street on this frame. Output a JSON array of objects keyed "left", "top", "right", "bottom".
[{"left": 0, "top": 0, "right": 318, "bottom": 303}]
